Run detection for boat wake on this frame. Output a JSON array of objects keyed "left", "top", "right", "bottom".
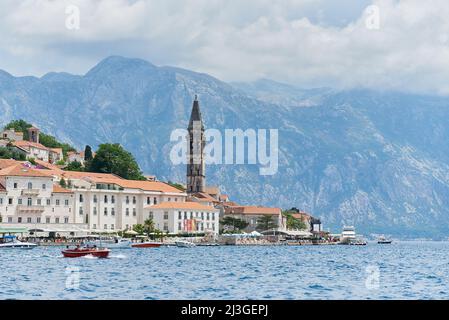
[{"left": 110, "top": 254, "right": 127, "bottom": 259}]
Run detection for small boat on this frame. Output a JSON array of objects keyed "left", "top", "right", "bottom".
[
  {"left": 197, "top": 243, "right": 220, "bottom": 246},
  {"left": 62, "top": 245, "right": 110, "bottom": 258},
  {"left": 87, "top": 236, "right": 132, "bottom": 249},
  {"left": 0, "top": 235, "right": 37, "bottom": 249},
  {"left": 131, "top": 241, "right": 163, "bottom": 248},
  {"left": 175, "top": 240, "right": 196, "bottom": 247},
  {"left": 377, "top": 235, "right": 392, "bottom": 244}
]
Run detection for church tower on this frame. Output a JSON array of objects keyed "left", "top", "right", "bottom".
[{"left": 186, "top": 95, "right": 206, "bottom": 193}]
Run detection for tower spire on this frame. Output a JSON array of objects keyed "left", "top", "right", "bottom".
[{"left": 186, "top": 96, "right": 206, "bottom": 193}]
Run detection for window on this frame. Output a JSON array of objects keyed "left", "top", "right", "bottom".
[
  {"left": 178, "top": 222, "right": 182, "bottom": 231},
  {"left": 104, "top": 208, "right": 108, "bottom": 216},
  {"left": 201, "top": 212, "right": 204, "bottom": 220},
  {"left": 111, "top": 195, "right": 115, "bottom": 204},
  {"left": 175, "top": 198, "right": 178, "bottom": 202},
  {"left": 133, "top": 196, "right": 136, "bottom": 204},
  {"left": 55, "top": 217, "right": 60, "bottom": 224},
  {"left": 56, "top": 199, "right": 60, "bottom": 206},
  {"left": 207, "top": 212, "right": 210, "bottom": 220},
  {"left": 104, "top": 224, "right": 107, "bottom": 230},
  {"left": 133, "top": 208, "right": 136, "bottom": 216},
  {"left": 178, "top": 211, "right": 182, "bottom": 219},
  {"left": 111, "top": 224, "right": 115, "bottom": 230},
  {"left": 79, "top": 194, "right": 83, "bottom": 202},
  {"left": 0, "top": 198, "right": 3, "bottom": 205},
  {"left": 42, "top": 184, "right": 46, "bottom": 190},
  {"left": 104, "top": 195, "right": 108, "bottom": 203},
  {"left": 212, "top": 212, "right": 215, "bottom": 220},
  {"left": 37, "top": 217, "right": 41, "bottom": 223},
  {"left": 64, "top": 217, "right": 69, "bottom": 224},
  {"left": 93, "top": 207, "right": 97, "bottom": 215},
  {"left": 37, "top": 199, "right": 41, "bottom": 205},
  {"left": 93, "top": 224, "right": 97, "bottom": 229},
  {"left": 27, "top": 198, "right": 32, "bottom": 206},
  {"left": 79, "top": 207, "right": 83, "bottom": 215},
  {"left": 8, "top": 198, "right": 12, "bottom": 205},
  {"left": 111, "top": 208, "right": 115, "bottom": 216},
  {"left": 27, "top": 182, "right": 32, "bottom": 189},
  {"left": 13, "top": 183, "right": 17, "bottom": 189},
  {"left": 163, "top": 223, "right": 168, "bottom": 231},
  {"left": 154, "top": 197, "right": 157, "bottom": 205},
  {"left": 65, "top": 199, "right": 69, "bottom": 206},
  {"left": 7, "top": 217, "right": 12, "bottom": 223},
  {"left": 18, "top": 198, "right": 22, "bottom": 205},
  {"left": 27, "top": 217, "right": 32, "bottom": 223},
  {"left": 168, "top": 197, "right": 171, "bottom": 202},
  {"left": 126, "top": 208, "right": 129, "bottom": 216},
  {"left": 93, "top": 195, "right": 97, "bottom": 203},
  {"left": 164, "top": 211, "right": 168, "bottom": 220},
  {"left": 46, "top": 217, "right": 50, "bottom": 223},
  {"left": 147, "top": 197, "right": 150, "bottom": 205},
  {"left": 126, "top": 196, "right": 129, "bottom": 204},
  {"left": 149, "top": 211, "right": 153, "bottom": 219},
  {"left": 184, "top": 212, "right": 187, "bottom": 219},
  {"left": 46, "top": 199, "right": 50, "bottom": 205},
  {"left": 18, "top": 217, "right": 22, "bottom": 223},
  {"left": 212, "top": 223, "right": 215, "bottom": 231}
]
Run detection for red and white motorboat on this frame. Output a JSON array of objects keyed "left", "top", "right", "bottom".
[
  {"left": 131, "top": 242, "right": 163, "bottom": 248},
  {"left": 62, "top": 246, "right": 110, "bottom": 258}
]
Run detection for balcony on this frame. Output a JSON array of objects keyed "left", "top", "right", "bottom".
[
  {"left": 21, "top": 189, "right": 40, "bottom": 196},
  {"left": 16, "top": 205, "right": 45, "bottom": 213}
]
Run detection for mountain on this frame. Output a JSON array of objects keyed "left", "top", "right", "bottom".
[{"left": 1, "top": 56, "right": 449, "bottom": 237}]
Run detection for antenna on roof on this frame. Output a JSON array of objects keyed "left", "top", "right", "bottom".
[{"left": 194, "top": 94, "right": 198, "bottom": 101}]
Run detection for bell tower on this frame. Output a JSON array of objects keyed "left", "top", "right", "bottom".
[
  {"left": 186, "top": 95, "right": 206, "bottom": 193},
  {"left": 28, "top": 126, "right": 40, "bottom": 143}
]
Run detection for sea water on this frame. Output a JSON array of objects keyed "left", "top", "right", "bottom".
[{"left": 1, "top": 241, "right": 448, "bottom": 300}]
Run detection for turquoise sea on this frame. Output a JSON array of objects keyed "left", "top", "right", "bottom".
[{"left": 1, "top": 241, "right": 448, "bottom": 299}]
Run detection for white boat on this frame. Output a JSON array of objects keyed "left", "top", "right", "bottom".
[
  {"left": 0, "top": 235, "right": 37, "bottom": 249},
  {"left": 86, "top": 236, "right": 132, "bottom": 249},
  {"left": 175, "top": 240, "right": 196, "bottom": 247},
  {"left": 377, "top": 235, "right": 392, "bottom": 244},
  {"left": 339, "top": 226, "right": 367, "bottom": 245}
]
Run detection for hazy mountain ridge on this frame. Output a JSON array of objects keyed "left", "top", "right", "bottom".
[{"left": 1, "top": 56, "right": 449, "bottom": 237}]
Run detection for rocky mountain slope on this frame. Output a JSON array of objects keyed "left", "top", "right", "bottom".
[{"left": 1, "top": 56, "right": 449, "bottom": 237}]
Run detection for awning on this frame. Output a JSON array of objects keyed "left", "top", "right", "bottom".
[{"left": 0, "top": 227, "right": 28, "bottom": 234}]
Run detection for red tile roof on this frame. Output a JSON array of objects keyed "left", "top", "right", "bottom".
[
  {"left": 146, "top": 201, "right": 216, "bottom": 211},
  {"left": 225, "top": 206, "right": 281, "bottom": 216},
  {"left": 52, "top": 184, "right": 73, "bottom": 193},
  {"left": 0, "top": 164, "right": 53, "bottom": 178}
]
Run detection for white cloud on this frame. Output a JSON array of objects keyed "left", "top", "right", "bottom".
[{"left": 1, "top": 0, "right": 449, "bottom": 94}]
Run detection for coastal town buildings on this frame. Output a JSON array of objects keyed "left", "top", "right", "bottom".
[
  {"left": 0, "top": 126, "right": 63, "bottom": 163},
  {"left": 223, "top": 205, "right": 285, "bottom": 232},
  {"left": 0, "top": 97, "right": 315, "bottom": 237}
]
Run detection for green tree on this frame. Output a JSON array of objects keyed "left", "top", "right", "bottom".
[
  {"left": 221, "top": 216, "right": 249, "bottom": 233},
  {"left": 143, "top": 218, "right": 155, "bottom": 236},
  {"left": 87, "top": 143, "right": 145, "bottom": 180},
  {"left": 133, "top": 224, "right": 145, "bottom": 235},
  {"left": 59, "top": 177, "right": 67, "bottom": 188},
  {"left": 282, "top": 210, "right": 307, "bottom": 230},
  {"left": 84, "top": 145, "right": 93, "bottom": 161},
  {"left": 256, "top": 215, "right": 278, "bottom": 232},
  {"left": 4, "top": 120, "right": 32, "bottom": 139},
  {"left": 167, "top": 181, "right": 186, "bottom": 191},
  {"left": 0, "top": 146, "right": 26, "bottom": 161},
  {"left": 65, "top": 160, "right": 84, "bottom": 172}
]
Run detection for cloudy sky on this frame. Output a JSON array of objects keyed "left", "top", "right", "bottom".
[{"left": 1, "top": 0, "right": 449, "bottom": 94}]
